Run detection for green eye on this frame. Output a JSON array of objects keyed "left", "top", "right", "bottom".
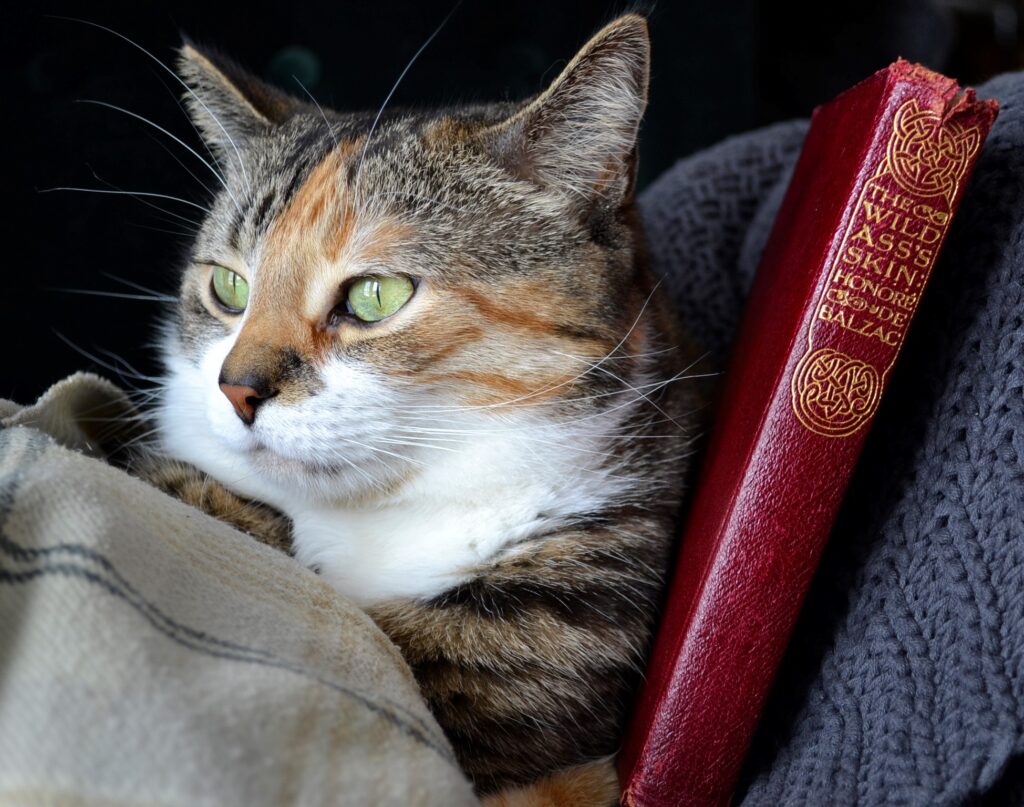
[
  {"left": 346, "top": 275, "right": 415, "bottom": 322},
  {"left": 211, "top": 266, "right": 249, "bottom": 312}
]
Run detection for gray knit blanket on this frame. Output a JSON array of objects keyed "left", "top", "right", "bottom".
[{"left": 639, "top": 70, "right": 1024, "bottom": 805}]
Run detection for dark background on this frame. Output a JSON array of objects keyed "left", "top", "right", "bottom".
[{"left": 4, "top": 1, "right": 1022, "bottom": 401}]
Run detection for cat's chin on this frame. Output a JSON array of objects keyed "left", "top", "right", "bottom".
[
  {"left": 228, "top": 442, "right": 393, "bottom": 501},
  {"left": 246, "top": 444, "right": 364, "bottom": 483}
]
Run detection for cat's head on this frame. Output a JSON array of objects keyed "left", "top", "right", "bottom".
[{"left": 158, "top": 14, "right": 670, "bottom": 507}]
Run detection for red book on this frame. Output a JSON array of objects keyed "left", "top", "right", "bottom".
[{"left": 619, "top": 62, "right": 998, "bottom": 807}]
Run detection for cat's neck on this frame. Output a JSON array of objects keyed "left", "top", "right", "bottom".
[{"left": 281, "top": 412, "right": 639, "bottom": 606}]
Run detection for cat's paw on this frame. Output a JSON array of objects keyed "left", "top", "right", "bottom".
[
  {"left": 481, "top": 759, "right": 619, "bottom": 807},
  {"left": 140, "top": 459, "right": 294, "bottom": 553}
]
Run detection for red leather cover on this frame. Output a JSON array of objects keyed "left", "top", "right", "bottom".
[{"left": 619, "top": 62, "right": 998, "bottom": 807}]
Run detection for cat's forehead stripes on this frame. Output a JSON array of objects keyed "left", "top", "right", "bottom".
[
  {"left": 262, "top": 143, "right": 356, "bottom": 252},
  {"left": 222, "top": 123, "right": 346, "bottom": 252},
  {"left": 235, "top": 141, "right": 413, "bottom": 354}
]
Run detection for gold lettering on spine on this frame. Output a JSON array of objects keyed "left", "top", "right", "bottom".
[{"left": 792, "top": 99, "right": 982, "bottom": 438}]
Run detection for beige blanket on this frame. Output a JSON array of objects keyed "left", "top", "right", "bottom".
[{"left": 0, "top": 374, "right": 477, "bottom": 807}]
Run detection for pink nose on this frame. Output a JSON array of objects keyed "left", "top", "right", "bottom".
[{"left": 219, "top": 382, "right": 272, "bottom": 425}]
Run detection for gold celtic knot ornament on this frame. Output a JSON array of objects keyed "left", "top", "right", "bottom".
[
  {"left": 791, "top": 348, "right": 882, "bottom": 437},
  {"left": 886, "top": 99, "right": 982, "bottom": 201}
]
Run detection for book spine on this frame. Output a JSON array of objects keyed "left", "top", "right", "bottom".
[
  {"left": 620, "top": 70, "right": 997, "bottom": 807},
  {"left": 790, "top": 92, "right": 987, "bottom": 438}
]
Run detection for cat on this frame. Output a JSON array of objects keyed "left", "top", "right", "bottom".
[{"left": 142, "top": 13, "right": 704, "bottom": 805}]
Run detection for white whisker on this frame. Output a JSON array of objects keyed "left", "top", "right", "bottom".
[
  {"left": 52, "top": 331, "right": 162, "bottom": 386},
  {"left": 51, "top": 17, "right": 253, "bottom": 196},
  {"left": 101, "top": 272, "right": 177, "bottom": 299},
  {"left": 77, "top": 99, "right": 243, "bottom": 215},
  {"left": 49, "top": 288, "right": 175, "bottom": 303},
  {"left": 127, "top": 221, "right": 201, "bottom": 240},
  {"left": 152, "top": 135, "right": 218, "bottom": 199},
  {"left": 292, "top": 75, "right": 339, "bottom": 151},
  {"left": 354, "top": 0, "right": 464, "bottom": 204},
  {"left": 40, "top": 184, "right": 209, "bottom": 214}
]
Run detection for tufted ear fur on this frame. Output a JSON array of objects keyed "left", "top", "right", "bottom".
[
  {"left": 482, "top": 14, "right": 650, "bottom": 209},
  {"left": 177, "top": 40, "right": 303, "bottom": 154}
]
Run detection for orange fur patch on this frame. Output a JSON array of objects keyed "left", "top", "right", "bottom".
[
  {"left": 249, "top": 145, "right": 357, "bottom": 357},
  {"left": 229, "top": 141, "right": 414, "bottom": 370},
  {"left": 457, "top": 286, "right": 562, "bottom": 335},
  {"left": 420, "top": 368, "right": 579, "bottom": 408},
  {"left": 409, "top": 323, "right": 487, "bottom": 370},
  {"left": 457, "top": 283, "right": 614, "bottom": 354}
]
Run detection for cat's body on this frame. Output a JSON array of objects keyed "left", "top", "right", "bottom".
[{"left": 145, "top": 15, "right": 703, "bottom": 803}]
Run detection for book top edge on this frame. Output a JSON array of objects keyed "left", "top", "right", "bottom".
[{"left": 817, "top": 58, "right": 1001, "bottom": 122}]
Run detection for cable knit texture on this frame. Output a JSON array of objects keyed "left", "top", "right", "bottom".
[{"left": 639, "top": 71, "right": 1024, "bottom": 805}]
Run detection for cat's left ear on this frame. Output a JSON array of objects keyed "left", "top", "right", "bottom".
[
  {"left": 177, "top": 40, "right": 302, "bottom": 153},
  {"left": 482, "top": 14, "right": 650, "bottom": 209}
]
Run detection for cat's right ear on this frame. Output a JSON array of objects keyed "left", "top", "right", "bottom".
[
  {"left": 479, "top": 14, "right": 650, "bottom": 211},
  {"left": 177, "top": 40, "right": 300, "bottom": 153}
]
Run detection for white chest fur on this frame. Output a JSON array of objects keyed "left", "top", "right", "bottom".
[{"left": 285, "top": 430, "right": 629, "bottom": 607}]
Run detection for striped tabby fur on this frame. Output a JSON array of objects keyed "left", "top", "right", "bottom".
[{"left": 144, "top": 14, "right": 704, "bottom": 801}]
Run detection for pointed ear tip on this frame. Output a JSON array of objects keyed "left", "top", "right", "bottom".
[
  {"left": 176, "top": 39, "right": 227, "bottom": 80},
  {"left": 177, "top": 40, "right": 201, "bottom": 66},
  {"left": 605, "top": 13, "right": 650, "bottom": 40},
  {"left": 177, "top": 37, "right": 223, "bottom": 68},
  {"left": 587, "top": 14, "right": 650, "bottom": 65},
  {"left": 616, "top": 13, "right": 649, "bottom": 31}
]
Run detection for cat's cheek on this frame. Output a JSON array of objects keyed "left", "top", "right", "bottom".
[
  {"left": 156, "top": 355, "right": 230, "bottom": 470},
  {"left": 319, "top": 359, "right": 387, "bottom": 417}
]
